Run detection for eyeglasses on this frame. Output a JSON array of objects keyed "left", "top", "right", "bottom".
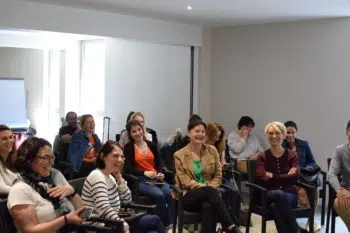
[{"left": 37, "top": 155, "right": 56, "bottom": 161}]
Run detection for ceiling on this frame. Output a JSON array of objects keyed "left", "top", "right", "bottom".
[{"left": 23, "top": 0, "right": 350, "bottom": 27}]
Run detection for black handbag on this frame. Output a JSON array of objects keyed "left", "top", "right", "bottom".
[{"left": 299, "top": 165, "right": 321, "bottom": 186}]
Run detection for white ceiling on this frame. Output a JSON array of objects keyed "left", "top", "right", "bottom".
[{"left": 23, "top": 0, "right": 350, "bottom": 27}]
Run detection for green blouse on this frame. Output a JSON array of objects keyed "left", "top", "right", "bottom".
[{"left": 193, "top": 160, "right": 206, "bottom": 184}]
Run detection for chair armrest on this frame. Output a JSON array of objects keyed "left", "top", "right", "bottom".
[
  {"left": 87, "top": 217, "right": 124, "bottom": 232},
  {"left": 171, "top": 185, "right": 183, "bottom": 198},
  {"left": 122, "top": 202, "right": 156, "bottom": 211},
  {"left": 246, "top": 182, "right": 268, "bottom": 208},
  {"left": 123, "top": 173, "right": 139, "bottom": 181},
  {"left": 67, "top": 223, "right": 115, "bottom": 233},
  {"left": 220, "top": 183, "right": 234, "bottom": 192},
  {"left": 163, "top": 166, "right": 173, "bottom": 174}
]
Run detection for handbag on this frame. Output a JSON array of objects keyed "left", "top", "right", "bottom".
[{"left": 299, "top": 165, "right": 321, "bottom": 186}]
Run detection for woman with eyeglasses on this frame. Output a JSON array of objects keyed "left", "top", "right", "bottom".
[
  {"left": 123, "top": 120, "right": 173, "bottom": 232},
  {"left": 0, "top": 125, "right": 19, "bottom": 195},
  {"left": 82, "top": 141, "right": 165, "bottom": 233},
  {"left": 7, "top": 137, "right": 85, "bottom": 233},
  {"left": 256, "top": 122, "right": 308, "bottom": 233}
]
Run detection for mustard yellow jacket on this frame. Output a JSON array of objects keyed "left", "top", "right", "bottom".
[{"left": 173, "top": 143, "right": 222, "bottom": 197}]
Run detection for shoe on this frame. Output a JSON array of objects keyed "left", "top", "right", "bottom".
[
  {"left": 306, "top": 222, "right": 321, "bottom": 233},
  {"left": 227, "top": 226, "right": 242, "bottom": 233}
]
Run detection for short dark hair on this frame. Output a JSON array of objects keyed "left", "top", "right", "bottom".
[
  {"left": 126, "top": 120, "right": 144, "bottom": 143},
  {"left": 346, "top": 120, "right": 350, "bottom": 131},
  {"left": 284, "top": 121, "right": 298, "bottom": 131},
  {"left": 65, "top": 111, "right": 77, "bottom": 121},
  {"left": 189, "top": 114, "right": 202, "bottom": 122},
  {"left": 187, "top": 119, "right": 207, "bottom": 131},
  {"left": 96, "top": 141, "right": 122, "bottom": 169},
  {"left": 237, "top": 116, "right": 255, "bottom": 129},
  {"left": 80, "top": 114, "right": 93, "bottom": 127},
  {"left": 126, "top": 111, "right": 135, "bottom": 124},
  {"left": 15, "top": 137, "right": 51, "bottom": 173}
]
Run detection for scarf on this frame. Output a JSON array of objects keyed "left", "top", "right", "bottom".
[{"left": 21, "top": 171, "right": 71, "bottom": 216}]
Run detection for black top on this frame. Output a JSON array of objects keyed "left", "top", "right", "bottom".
[
  {"left": 123, "top": 140, "right": 163, "bottom": 176},
  {"left": 58, "top": 125, "right": 77, "bottom": 161}
]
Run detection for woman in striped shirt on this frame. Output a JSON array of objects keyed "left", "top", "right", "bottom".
[{"left": 82, "top": 141, "right": 165, "bottom": 233}]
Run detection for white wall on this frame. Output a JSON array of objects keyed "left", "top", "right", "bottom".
[
  {"left": 0, "top": 0, "right": 202, "bottom": 46},
  {"left": 210, "top": 18, "right": 350, "bottom": 169},
  {"left": 105, "top": 38, "right": 191, "bottom": 142},
  {"left": 0, "top": 47, "right": 44, "bottom": 130}
]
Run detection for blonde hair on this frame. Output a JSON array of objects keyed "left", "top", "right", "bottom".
[
  {"left": 264, "top": 121, "right": 286, "bottom": 136},
  {"left": 205, "top": 121, "right": 225, "bottom": 155}
]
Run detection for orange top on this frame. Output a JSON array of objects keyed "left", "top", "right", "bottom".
[
  {"left": 84, "top": 135, "right": 97, "bottom": 160},
  {"left": 134, "top": 147, "right": 157, "bottom": 173}
]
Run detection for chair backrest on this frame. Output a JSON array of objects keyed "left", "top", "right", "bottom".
[
  {"left": 116, "top": 134, "right": 121, "bottom": 142},
  {"left": 0, "top": 199, "right": 17, "bottom": 233},
  {"left": 247, "top": 159, "right": 257, "bottom": 183},
  {"left": 68, "top": 177, "right": 86, "bottom": 195}
]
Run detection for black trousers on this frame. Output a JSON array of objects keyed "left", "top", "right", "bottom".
[
  {"left": 183, "top": 186, "right": 234, "bottom": 232},
  {"left": 267, "top": 190, "right": 299, "bottom": 233}
]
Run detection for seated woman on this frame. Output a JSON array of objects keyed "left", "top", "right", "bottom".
[
  {"left": 256, "top": 121, "right": 308, "bottom": 233},
  {"left": 7, "top": 137, "right": 85, "bottom": 233},
  {"left": 68, "top": 114, "right": 101, "bottom": 177},
  {"left": 119, "top": 112, "right": 158, "bottom": 148},
  {"left": 123, "top": 120, "right": 173, "bottom": 231},
  {"left": 174, "top": 119, "right": 242, "bottom": 233},
  {"left": 205, "top": 121, "right": 241, "bottom": 223},
  {"left": 0, "top": 125, "right": 20, "bottom": 195},
  {"left": 282, "top": 120, "right": 320, "bottom": 232},
  {"left": 82, "top": 140, "right": 165, "bottom": 233}
]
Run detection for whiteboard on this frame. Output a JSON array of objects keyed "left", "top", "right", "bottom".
[{"left": 0, "top": 78, "right": 28, "bottom": 128}]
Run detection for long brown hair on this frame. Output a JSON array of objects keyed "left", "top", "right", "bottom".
[
  {"left": 0, "top": 125, "right": 17, "bottom": 171},
  {"left": 205, "top": 122, "right": 225, "bottom": 155}
]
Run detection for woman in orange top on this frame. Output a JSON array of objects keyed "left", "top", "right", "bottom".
[{"left": 123, "top": 120, "right": 173, "bottom": 232}]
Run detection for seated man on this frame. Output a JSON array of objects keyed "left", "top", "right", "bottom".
[
  {"left": 328, "top": 120, "right": 350, "bottom": 231},
  {"left": 227, "top": 116, "right": 263, "bottom": 173},
  {"left": 57, "top": 111, "right": 79, "bottom": 161}
]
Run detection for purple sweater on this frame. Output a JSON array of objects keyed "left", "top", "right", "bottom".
[{"left": 256, "top": 149, "right": 299, "bottom": 193}]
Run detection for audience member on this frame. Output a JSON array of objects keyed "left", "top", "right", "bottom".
[
  {"left": 82, "top": 141, "right": 165, "bottom": 233},
  {"left": 283, "top": 121, "right": 320, "bottom": 232},
  {"left": 123, "top": 120, "right": 173, "bottom": 231},
  {"left": 57, "top": 111, "right": 79, "bottom": 161},
  {"left": 227, "top": 116, "right": 263, "bottom": 173},
  {"left": 119, "top": 112, "right": 158, "bottom": 148},
  {"left": 7, "top": 137, "right": 84, "bottom": 233},
  {"left": 205, "top": 121, "right": 241, "bottom": 224},
  {"left": 0, "top": 125, "right": 19, "bottom": 195},
  {"left": 174, "top": 119, "right": 242, "bottom": 233},
  {"left": 328, "top": 120, "right": 350, "bottom": 231},
  {"left": 256, "top": 121, "right": 307, "bottom": 233},
  {"left": 68, "top": 114, "right": 101, "bottom": 177}
]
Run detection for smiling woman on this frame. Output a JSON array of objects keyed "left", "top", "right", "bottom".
[{"left": 7, "top": 137, "right": 85, "bottom": 233}]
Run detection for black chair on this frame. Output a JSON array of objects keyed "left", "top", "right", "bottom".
[
  {"left": 68, "top": 177, "right": 86, "bottom": 195},
  {"left": 325, "top": 158, "right": 341, "bottom": 233},
  {"left": 319, "top": 169, "right": 327, "bottom": 225},
  {"left": 245, "top": 160, "right": 316, "bottom": 233},
  {"left": 225, "top": 139, "right": 248, "bottom": 192},
  {"left": 116, "top": 134, "right": 121, "bottom": 142}
]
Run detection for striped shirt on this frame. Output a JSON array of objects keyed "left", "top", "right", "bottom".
[{"left": 82, "top": 169, "right": 132, "bottom": 223}]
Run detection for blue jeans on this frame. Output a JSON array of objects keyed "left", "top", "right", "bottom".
[
  {"left": 266, "top": 190, "right": 298, "bottom": 233},
  {"left": 138, "top": 177, "right": 173, "bottom": 227},
  {"left": 130, "top": 214, "right": 166, "bottom": 233}
]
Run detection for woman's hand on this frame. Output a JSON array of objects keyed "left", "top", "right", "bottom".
[
  {"left": 66, "top": 208, "right": 85, "bottom": 224},
  {"left": 265, "top": 172, "right": 273, "bottom": 178},
  {"left": 112, "top": 171, "right": 123, "bottom": 183},
  {"left": 156, "top": 173, "right": 165, "bottom": 180},
  {"left": 288, "top": 167, "right": 297, "bottom": 175},
  {"left": 48, "top": 185, "right": 75, "bottom": 200},
  {"left": 144, "top": 171, "right": 157, "bottom": 179}
]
